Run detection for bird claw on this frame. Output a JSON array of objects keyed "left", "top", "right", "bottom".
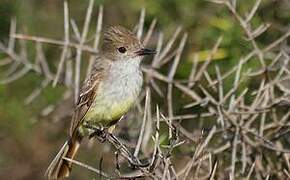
[
  {"left": 89, "top": 129, "right": 107, "bottom": 143},
  {"left": 84, "top": 124, "right": 108, "bottom": 142}
]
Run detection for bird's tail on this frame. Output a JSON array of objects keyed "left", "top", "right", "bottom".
[{"left": 45, "top": 133, "right": 82, "bottom": 179}]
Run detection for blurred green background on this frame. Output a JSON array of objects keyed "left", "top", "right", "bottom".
[{"left": 0, "top": 0, "right": 290, "bottom": 179}]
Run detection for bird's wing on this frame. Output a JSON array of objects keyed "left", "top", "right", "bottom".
[{"left": 69, "top": 59, "right": 107, "bottom": 137}]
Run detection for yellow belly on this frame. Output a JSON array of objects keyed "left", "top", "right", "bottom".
[{"left": 83, "top": 96, "right": 135, "bottom": 127}]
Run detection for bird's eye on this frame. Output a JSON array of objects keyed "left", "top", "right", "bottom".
[{"left": 117, "top": 47, "right": 127, "bottom": 53}]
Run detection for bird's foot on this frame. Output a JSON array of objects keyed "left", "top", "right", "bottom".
[
  {"left": 84, "top": 123, "right": 107, "bottom": 143},
  {"left": 90, "top": 129, "right": 107, "bottom": 143}
]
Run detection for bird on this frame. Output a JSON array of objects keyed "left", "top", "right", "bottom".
[{"left": 45, "top": 25, "right": 156, "bottom": 179}]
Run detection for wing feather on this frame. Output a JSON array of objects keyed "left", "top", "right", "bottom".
[{"left": 69, "top": 58, "right": 108, "bottom": 137}]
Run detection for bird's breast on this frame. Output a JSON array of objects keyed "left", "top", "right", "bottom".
[{"left": 84, "top": 59, "right": 143, "bottom": 125}]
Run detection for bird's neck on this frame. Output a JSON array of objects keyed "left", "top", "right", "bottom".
[
  {"left": 103, "top": 56, "right": 143, "bottom": 99},
  {"left": 109, "top": 57, "right": 142, "bottom": 74}
]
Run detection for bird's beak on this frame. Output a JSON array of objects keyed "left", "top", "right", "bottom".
[{"left": 135, "top": 48, "right": 156, "bottom": 56}]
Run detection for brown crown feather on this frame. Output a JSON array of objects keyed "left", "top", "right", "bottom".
[{"left": 101, "top": 26, "right": 141, "bottom": 59}]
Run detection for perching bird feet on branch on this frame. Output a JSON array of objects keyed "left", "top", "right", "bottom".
[
  {"left": 87, "top": 125, "right": 108, "bottom": 143},
  {"left": 84, "top": 123, "right": 149, "bottom": 168}
]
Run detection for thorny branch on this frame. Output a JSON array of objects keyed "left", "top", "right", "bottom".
[{"left": 2, "top": 0, "right": 290, "bottom": 179}]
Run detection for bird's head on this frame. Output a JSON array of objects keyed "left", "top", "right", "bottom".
[{"left": 101, "top": 26, "right": 156, "bottom": 61}]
